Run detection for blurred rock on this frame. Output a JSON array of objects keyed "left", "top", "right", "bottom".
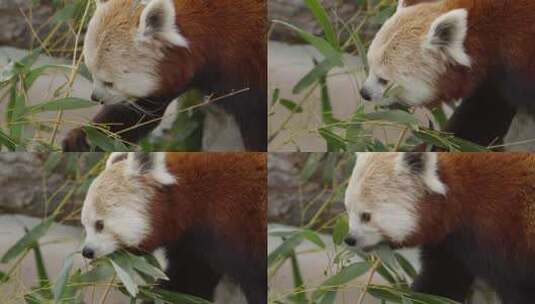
[
  {"left": 267, "top": 153, "right": 347, "bottom": 228},
  {"left": 0, "top": 0, "right": 56, "bottom": 49},
  {"left": 269, "top": 0, "right": 379, "bottom": 44},
  {"left": 0, "top": 153, "right": 87, "bottom": 223}
]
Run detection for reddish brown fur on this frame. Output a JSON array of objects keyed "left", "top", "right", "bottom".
[
  {"left": 404, "top": 153, "right": 535, "bottom": 257},
  {"left": 139, "top": 152, "right": 267, "bottom": 262},
  {"left": 156, "top": 0, "right": 266, "bottom": 96}
]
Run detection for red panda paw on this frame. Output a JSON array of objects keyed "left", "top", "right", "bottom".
[{"left": 62, "top": 127, "right": 90, "bottom": 152}]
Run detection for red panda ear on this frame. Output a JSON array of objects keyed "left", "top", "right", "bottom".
[
  {"left": 397, "top": 0, "right": 439, "bottom": 10},
  {"left": 106, "top": 152, "right": 128, "bottom": 168},
  {"left": 397, "top": 0, "right": 407, "bottom": 10},
  {"left": 424, "top": 9, "right": 471, "bottom": 67},
  {"left": 125, "top": 152, "right": 176, "bottom": 185},
  {"left": 137, "top": 0, "right": 189, "bottom": 48},
  {"left": 396, "top": 153, "right": 447, "bottom": 195}
]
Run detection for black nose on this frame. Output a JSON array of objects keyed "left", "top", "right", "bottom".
[
  {"left": 344, "top": 236, "right": 357, "bottom": 247},
  {"left": 82, "top": 247, "right": 95, "bottom": 259},
  {"left": 360, "top": 88, "right": 371, "bottom": 101},
  {"left": 90, "top": 93, "right": 103, "bottom": 104}
]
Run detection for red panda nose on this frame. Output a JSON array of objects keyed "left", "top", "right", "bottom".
[
  {"left": 90, "top": 93, "right": 103, "bottom": 104},
  {"left": 344, "top": 236, "right": 357, "bottom": 247},
  {"left": 82, "top": 246, "right": 95, "bottom": 259},
  {"left": 360, "top": 88, "right": 371, "bottom": 101}
]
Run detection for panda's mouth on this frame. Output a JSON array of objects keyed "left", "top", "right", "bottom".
[{"left": 361, "top": 241, "right": 396, "bottom": 253}]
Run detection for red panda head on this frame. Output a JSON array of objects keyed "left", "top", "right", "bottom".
[
  {"left": 344, "top": 152, "right": 447, "bottom": 251},
  {"left": 81, "top": 152, "right": 176, "bottom": 259},
  {"left": 361, "top": 0, "right": 471, "bottom": 106},
  {"left": 83, "top": 0, "right": 188, "bottom": 104}
]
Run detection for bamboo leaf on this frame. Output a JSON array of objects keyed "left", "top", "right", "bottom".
[
  {"left": 53, "top": 254, "right": 74, "bottom": 301},
  {"left": 1, "top": 217, "right": 55, "bottom": 263},
  {"left": 25, "top": 98, "right": 98, "bottom": 113},
  {"left": 304, "top": 0, "right": 338, "bottom": 49},
  {"left": 111, "top": 259, "right": 138, "bottom": 297}
]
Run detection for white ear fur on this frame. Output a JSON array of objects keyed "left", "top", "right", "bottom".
[
  {"left": 397, "top": 0, "right": 406, "bottom": 11},
  {"left": 106, "top": 152, "right": 128, "bottom": 168},
  {"left": 424, "top": 9, "right": 471, "bottom": 67},
  {"left": 125, "top": 152, "right": 176, "bottom": 185},
  {"left": 137, "top": 0, "right": 189, "bottom": 47},
  {"left": 395, "top": 153, "right": 447, "bottom": 196}
]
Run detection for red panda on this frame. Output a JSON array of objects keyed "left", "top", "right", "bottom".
[
  {"left": 344, "top": 152, "right": 535, "bottom": 303},
  {"left": 63, "top": 0, "right": 266, "bottom": 151},
  {"left": 81, "top": 152, "right": 267, "bottom": 303},
  {"left": 361, "top": 0, "right": 535, "bottom": 149}
]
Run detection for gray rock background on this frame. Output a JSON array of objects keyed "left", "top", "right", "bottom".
[
  {"left": 0, "top": 0, "right": 373, "bottom": 48},
  {"left": 0, "top": 153, "right": 98, "bottom": 223},
  {"left": 267, "top": 153, "right": 352, "bottom": 228},
  {"left": 0, "top": 0, "right": 58, "bottom": 49}
]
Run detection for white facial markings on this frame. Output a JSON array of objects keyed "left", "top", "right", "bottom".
[
  {"left": 363, "top": 4, "right": 471, "bottom": 106},
  {"left": 345, "top": 153, "right": 427, "bottom": 249},
  {"left": 81, "top": 159, "right": 157, "bottom": 258},
  {"left": 83, "top": 0, "right": 183, "bottom": 105}
]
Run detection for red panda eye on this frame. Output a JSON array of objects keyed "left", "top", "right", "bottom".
[
  {"left": 377, "top": 78, "right": 388, "bottom": 85},
  {"left": 95, "top": 220, "right": 104, "bottom": 232},
  {"left": 360, "top": 212, "right": 371, "bottom": 223}
]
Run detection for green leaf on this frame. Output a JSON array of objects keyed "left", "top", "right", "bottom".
[
  {"left": 349, "top": 30, "right": 368, "bottom": 72},
  {"left": 293, "top": 58, "right": 337, "bottom": 94},
  {"left": 319, "top": 70, "right": 338, "bottom": 125},
  {"left": 0, "top": 129, "right": 17, "bottom": 150},
  {"left": 287, "top": 249, "right": 308, "bottom": 303},
  {"left": 139, "top": 287, "right": 212, "bottom": 304},
  {"left": 0, "top": 271, "right": 9, "bottom": 283},
  {"left": 395, "top": 253, "right": 418, "bottom": 280},
  {"left": 274, "top": 21, "right": 342, "bottom": 65},
  {"left": 32, "top": 241, "right": 50, "bottom": 290},
  {"left": 129, "top": 253, "right": 169, "bottom": 281},
  {"left": 111, "top": 259, "right": 139, "bottom": 297},
  {"left": 271, "top": 88, "right": 280, "bottom": 105},
  {"left": 268, "top": 234, "right": 304, "bottom": 267},
  {"left": 431, "top": 107, "right": 448, "bottom": 130},
  {"left": 84, "top": 127, "right": 128, "bottom": 151},
  {"left": 75, "top": 261, "right": 115, "bottom": 284},
  {"left": 304, "top": 0, "right": 338, "bottom": 49},
  {"left": 8, "top": 93, "right": 26, "bottom": 142},
  {"left": 362, "top": 110, "right": 420, "bottom": 128},
  {"left": 332, "top": 216, "right": 349, "bottom": 246},
  {"left": 268, "top": 229, "right": 326, "bottom": 268},
  {"left": 25, "top": 98, "right": 98, "bottom": 113},
  {"left": 300, "top": 153, "right": 321, "bottom": 182},
  {"left": 52, "top": 3, "right": 78, "bottom": 22},
  {"left": 279, "top": 99, "right": 303, "bottom": 113},
  {"left": 1, "top": 217, "right": 55, "bottom": 263},
  {"left": 318, "top": 127, "right": 346, "bottom": 151},
  {"left": 53, "top": 254, "right": 74, "bottom": 301},
  {"left": 312, "top": 262, "right": 370, "bottom": 301},
  {"left": 301, "top": 229, "right": 326, "bottom": 249},
  {"left": 23, "top": 64, "right": 72, "bottom": 89}
]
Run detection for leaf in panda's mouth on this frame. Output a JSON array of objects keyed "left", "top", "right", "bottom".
[{"left": 362, "top": 241, "right": 394, "bottom": 253}]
